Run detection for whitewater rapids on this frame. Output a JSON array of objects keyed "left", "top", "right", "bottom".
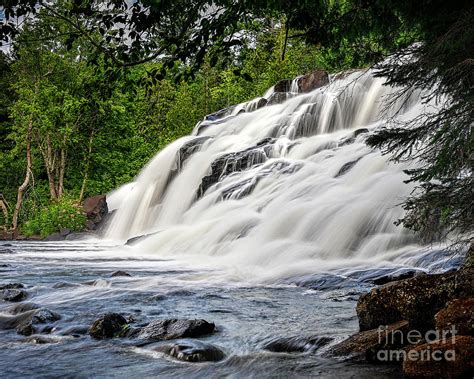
[{"left": 104, "top": 69, "right": 445, "bottom": 283}]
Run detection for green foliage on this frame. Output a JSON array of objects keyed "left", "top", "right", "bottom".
[{"left": 22, "top": 196, "right": 86, "bottom": 237}]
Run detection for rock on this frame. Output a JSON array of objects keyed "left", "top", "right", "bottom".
[
  {"left": 335, "top": 157, "right": 362, "bottom": 177},
  {"left": 435, "top": 297, "right": 474, "bottom": 336},
  {"left": 197, "top": 138, "right": 275, "bottom": 197},
  {"left": 154, "top": 339, "right": 226, "bottom": 362},
  {"left": 0, "top": 247, "right": 14, "bottom": 254},
  {"left": 327, "top": 320, "right": 410, "bottom": 362},
  {"left": 297, "top": 70, "right": 329, "bottom": 93},
  {"left": 1, "top": 288, "right": 27, "bottom": 302},
  {"left": 83, "top": 195, "right": 108, "bottom": 230},
  {"left": 356, "top": 271, "right": 457, "bottom": 332},
  {"left": 454, "top": 267, "right": 474, "bottom": 299},
  {"left": 273, "top": 79, "right": 292, "bottom": 92},
  {"left": 88, "top": 313, "right": 129, "bottom": 339},
  {"left": 263, "top": 335, "right": 333, "bottom": 353},
  {"left": 16, "top": 308, "right": 61, "bottom": 336},
  {"left": 177, "top": 136, "right": 212, "bottom": 171},
  {"left": 402, "top": 336, "right": 474, "bottom": 378},
  {"left": 0, "top": 283, "right": 25, "bottom": 290},
  {"left": 372, "top": 270, "right": 419, "bottom": 286},
  {"left": 110, "top": 270, "right": 132, "bottom": 277},
  {"left": 266, "top": 92, "right": 289, "bottom": 106},
  {"left": 354, "top": 128, "right": 370, "bottom": 137},
  {"left": 138, "top": 319, "right": 215, "bottom": 341}
]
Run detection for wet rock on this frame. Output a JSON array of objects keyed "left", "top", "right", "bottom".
[
  {"left": 154, "top": 339, "right": 226, "bottom": 362},
  {"left": 354, "top": 128, "right": 370, "bottom": 137},
  {"left": 0, "top": 283, "right": 25, "bottom": 290},
  {"left": 263, "top": 335, "right": 333, "bottom": 353},
  {"left": 266, "top": 92, "right": 289, "bottom": 106},
  {"left": 435, "top": 297, "right": 474, "bottom": 336},
  {"left": 274, "top": 79, "right": 292, "bottom": 93},
  {"left": 327, "top": 320, "right": 410, "bottom": 362},
  {"left": 1, "top": 288, "right": 27, "bottom": 302},
  {"left": 372, "top": 270, "right": 419, "bottom": 286},
  {"left": 297, "top": 70, "right": 329, "bottom": 93},
  {"left": 356, "top": 271, "right": 457, "bottom": 332},
  {"left": 0, "top": 247, "right": 14, "bottom": 254},
  {"left": 110, "top": 270, "right": 132, "bottom": 277},
  {"left": 402, "top": 336, "right": 474, "bottom": 378},
  {"left": 83, "top": 194, "right": 108, "bottom": 230},
  {"left": 16, "top": 308, "right": 61, "bottom": 336},
  {"left": 335, "top": 157, "right": 362, "bottom": 177},
  {"left": 138, "top": 319, "right": 215, "bottom": 341},
  {"left": 198, "top": 138, "right": 275, "bottom": 197},
  {"left": 177, "top": 136, "right": 212, "bottom": 170},
  {"left": 89, "top": 313, "right": 129, "bottom": 339}
]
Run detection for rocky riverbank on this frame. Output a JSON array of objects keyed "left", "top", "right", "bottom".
[{"left": 327, "top": 242, "right": 474, "bottom": 378}]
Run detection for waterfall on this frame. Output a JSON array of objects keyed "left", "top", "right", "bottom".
[{"left": 105, "top": 69, "right": 438, "bottom": 282}]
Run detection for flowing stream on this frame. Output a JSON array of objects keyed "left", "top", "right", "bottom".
[{"left": 0, "top": 69, "right": 462, "bottom": 378}]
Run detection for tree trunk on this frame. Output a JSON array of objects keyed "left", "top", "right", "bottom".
[
  {"left": 12, "top": 118, "right": 34, "bottom": 230},
  {"left": 44, "top": 135, "right": 58, "bottom": 200},
  {"left": 79, "top": 129, "right": 95, "bottom": 203},
  {"left": 58, "top": 147, "right": 66, "bottom": 198}
]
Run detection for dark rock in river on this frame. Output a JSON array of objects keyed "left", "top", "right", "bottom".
[
  {"left": 402, "top": 335, "right": 474, "bottom": 379},
  {"left": 89, "top": 313, "right": 129, "bottom": 339},
  {"left": 273, "top": 79, "right": 292, "bottom": 93},
  {"left": 16, "top": 308, "right": 61, "bottom": 336},
  {"left": 0, "top": 283, "right": 25, "bottom": 290},
  {"left": 263, "top": 335, "right": 333, "bottom": 353},
  {"left": 154, "top": 339, "right": 226, "bottom": 362},
  {"left": 110, "top": 270, "right": 132, "bottom": 277},
  {"left": 177, "top": 136, "right": 212, "bottom": 171},
  {"left": 266, "top": 92, "right": 289, "bottom": 106},
  {"left": 356, "top": 271, "right": 458, "bottom": 332},
  {"left": 83, "top": 194, "right": 108, "bottom": 230},
  {"left": 138, "top": 319, "right": 215, "bottom": 341},
  {"left": 1, "top": 288, "right": 27, "bottom": 302},
  {"left": 197, "top": 138, "right": 275, "bottom": 197},
  {"left": 327, "top": 320, "right": 410, "bottom": 362},
  {"left": 435, "top": 297, "right": 474, "bottom": 336},
  {"left": 371, "top": 270, "right": 419, "bottom": 286}
]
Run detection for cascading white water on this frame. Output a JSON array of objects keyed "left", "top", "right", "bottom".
[{"left": 105, "top": 69, "right": 438, "bottom": 283}]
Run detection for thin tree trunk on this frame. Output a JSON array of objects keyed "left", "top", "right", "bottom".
[
  {"left": 79, "top": 129, "right": 95, "bottom": 203},
  {"left": 44, "top": 135, "right": 58, "bottom": 199},
  {"left": 12, "top": 118, "right": 34, "bottom": 230},
  {"left": 281, "top": 16, "right": 291, "bottom": 61},
  {"left": 58, "top": 147, "right": 66, "bottom": 198}
]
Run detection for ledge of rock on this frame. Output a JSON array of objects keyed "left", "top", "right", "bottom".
[
  {"left": 297, "top": 70, "right": 329, "bottom": 93},
  {"left": 327, "top": 320, "right": 410, "bottom": 362},
  {"left": 402, "top": 336, "right": 474, "bottom": 378},
  {"left": 154, "top": 339, "right": 225, "bottom": 362},
  {"left": 356, "top": 271, "right": 458, "bottom": 332},
  {"left": 83, "top": 195, "right": 108, "bottom": 231},
  {"left": 138, "top": 319, "right": 215, "bottom": 341},
  {"left": 435, "top": 297, "right": 474, "bottom": 336}
]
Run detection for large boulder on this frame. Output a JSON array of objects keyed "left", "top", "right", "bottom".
[
  {"left": 356, "top": 271, "right": 458, "bottom": 332},
  {"left": 435, "top": 297, "right": 474, "bottom": 336},
  {"left": 297, "top": 70, "right": 329, "bottom": 93},
  {"left": 88, "top": 313, "right": 129, "bottom": 339},
  {"left": 83, "top": 195, "right": 108, "bottom": 230},
  {"left": 138, "top": 319, "right": 215, "bottom": 342},
  {"left": 1, "top": 288, "right": 27, "bottom": 302},
  {"left": 327, "top": 320, "right": 410, "bottom": 362},
  {"left": 402, "top": 336, "right": 474, "bottom": 378},
  {"left": 12, "top": 308, "right": 61, "bottom": 336},
  {"left": 273, "top": 79, "right": 292, "bottom": 92},
  {"left": 154, "top": 339, "right": 225, "bottom": 362}
]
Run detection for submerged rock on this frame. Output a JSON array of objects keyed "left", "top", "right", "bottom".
[
  {"left": 435, "top": 297, "right": 474, "bottom": 336},
  {"left": 110, "top": 270, "right": 132, "bottom": 278},
  {"left": 327, "top": 320, "right": 410, "bottom": 362},
  {"left": 138, "top": 319, "right": 215, "bottom": 341},
  {"left": 154, "top": 339, "right": 226, "bottom": 362},
  {"left": 89, "top": 313, "right": 129, "bottom": 339},
  {"left": 0, "top": 283, "right": 25, "bottom": 290},
  {"left": 356, "top": 271, "right": 457, "bottom": 332},
  {"left": 402, "top": 336, "right": 474, "bottom": 378},
  {"left": 263, "top": 335, "right": 333, "bottom": 353}
]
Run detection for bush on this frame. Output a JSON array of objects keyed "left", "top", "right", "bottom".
[{"left": 22, "top": 197, "right": 86, "bottom": 238}]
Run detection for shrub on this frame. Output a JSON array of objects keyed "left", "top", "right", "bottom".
[{"left": 22, "top": 197, "right": 86, "bottom": 238}]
